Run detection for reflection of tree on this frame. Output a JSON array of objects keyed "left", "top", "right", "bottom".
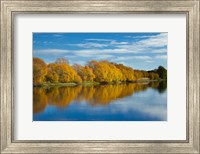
[
  {"left": 89, "top": 84, "right": 147, "bottom": 105},
  {"left": 157, "top": 81, "right": 167, "bottom": 93},
  {"left": 90, "top": 84, "right": 129, "bottom": 105},
  {"left": 33, "top": 88, "right": 48, "bottom": 113},
  {"left": 148, "top": 81, "right": 167, "bottom": 93},
  {"left": 46, "top": 86, "right": 82, "bottom": 107},
  {"left": 33, "top": 82, "right": 167, "bottom": 113},
  {"left": 76, "top": 86, "right": 96, "bottom": 101},
  {"left": 118, "top": 84, "right": 136, "bottom": 98},
  {"left": 133, "top": 83, "right": 149, "bottom": 93},
  {"left": 33, "top": 86, "right": 82, "bottom": 113},
  {"left": 148, "top": 81, "right": 159, "bottom": 89}
]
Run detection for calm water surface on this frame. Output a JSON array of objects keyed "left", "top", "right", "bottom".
[{"left": 33, "top": 81, "right": 167, "bottom": 121}]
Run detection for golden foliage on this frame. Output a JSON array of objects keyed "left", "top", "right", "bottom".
[
  {"left": 148, "top": 72, "right": 159, "bottom": 80},
  {"left": 114, "top": 64, "right": 135, "bottom": 81},
  {"left": 47, "top": 63, "right": 82, "bottom": 83},
  {"left": 33, "top": 57, "right": 161, "bottom": 84},
  {"left": 73, "top": 64, "right": 95, "bottom": 82},
  {"left": 46, "top": 69, "right": 59, "bottom": 83},
  {"left": 33, "top": 58, "right": 48, "bottom": 84},
  {"left": 88, "top": 60, "right": 123, "bottom": 83}
]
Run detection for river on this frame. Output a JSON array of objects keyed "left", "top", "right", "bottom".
[{"left": 33, "top": 81, "right": 167, "bottom": 121}]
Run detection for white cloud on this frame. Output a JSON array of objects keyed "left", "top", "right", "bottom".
[
  {"left": 85, "top": 38, "right": 113, "bottom": 42},
  {"left": 34, "top": 47, "right": 163, "bottom": 59},
  {"left": 124, "top": 35, "right": 153, "bottom": 39},
  {"left": 114, "top": 56, "right": 152, "bottom": 61},
  {"left": 62, "top": 33, "right": 167, "bottom": 55},
  {"left": 155, "top": 55, "right": 167, "bottom": 59},
  {"left": 34, "top": 49, "right": 70, "bottom": 54},
  {"left": 64, "top": 55, "right": 77, "bottom": 58},
  {"left": 34, "top": 48, "right": 127, "bottom": 56},
  {"left": 151, "top": 48, "right": 167, "bottom": 53},
  {"left": 124, "top": 36, "right": 132, "bottom": 38},
  {"left": 118, "top": 33, "right": 167, "bottom": 53},
  {"left": 34, "top": 48, "right": 113, "bottom": 55},
  {"left": 75, "top": 42, "right": 109, "bottom": 48},
  {"left": 72, "top": 49, "right": 129, "bottom": 57},
  {"left": 53, "top": 34, "right": 63, "bottom": 37},
  {"left": 70, "top": 41, "right": 129, "bottom": 48},
  {"left": 95, "top": 55, "right": 114, "bottom": 60},
  {"left": 145, "top": 60, "right": 154, "bottom": 63},
  {"left": 110, "top": 40, "right": 129, "bottom": 45},
  {"left": 133, "top": 56, "right": 152, "bottom": 60},
  {"left": 138, "top": 33, "right": 167, "bottom": 47}
]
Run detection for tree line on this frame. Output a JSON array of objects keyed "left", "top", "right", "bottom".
[{"left": 33, "top": 57, "right": 167, "bottom": 85}]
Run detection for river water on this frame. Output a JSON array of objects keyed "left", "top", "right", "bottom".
[{"left": 33, "top": 81, "right": 167, "bottom": 121}]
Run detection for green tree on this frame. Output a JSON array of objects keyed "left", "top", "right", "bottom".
[{"left": 156, "top": 66, "right": 167, "bottom": 79}]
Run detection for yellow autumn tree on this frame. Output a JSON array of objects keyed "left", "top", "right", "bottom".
[
  {"left": 102, "top": 61, "right": 123, "bottom": 82},
  {"left": 88, "top": 60, "right": 105, "bottom": 82},
  {"left": 33, "top": 58, "right": 48, "bottom": 84},
  {"left": 45, "top": 66, "right": 59, "bottom": 83},
  {"left": 114, "top": 63, "right": 135, "bottom": 82},
  {"left": 148, "top": 72, "right": 159, "bottom": 80},
  {"left": 88, "top": 60, "right": 123, "bottom": 83},
  {"left": 47, "top": 63, "right": 82, "bottom": 83},
  {"left": 134, "top": 70, "right": 144, "bottom": 80},
  {"left": 73, "top": 64, "right": 96, "bottom": 82},
  {"left": 33, "top": 57, "right": 161, "bottom": 84}
]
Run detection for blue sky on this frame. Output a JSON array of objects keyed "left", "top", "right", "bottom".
[{"left": 33, "top": 33, "right": 167, "bottom": 70}]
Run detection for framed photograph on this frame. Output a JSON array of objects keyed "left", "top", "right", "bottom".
[
  {"left": 33, "top": 32, "right": 168, "bottom": 121},
  {"left": 0, "top": 0, "right": 199, "bottom": 153}
]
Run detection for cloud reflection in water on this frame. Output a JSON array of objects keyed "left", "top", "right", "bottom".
[{"left": 33, "top": 81, "right": 167, "bottom": 121}]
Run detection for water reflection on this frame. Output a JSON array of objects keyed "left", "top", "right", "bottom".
[{"left": 33, "top": 81, "right": 167, "bottom": 121}]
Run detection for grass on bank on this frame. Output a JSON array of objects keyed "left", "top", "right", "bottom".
[{"left": 34, "top": 78, "right": 167, "bottom": 88}]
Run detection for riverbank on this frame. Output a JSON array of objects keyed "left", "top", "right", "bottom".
[
  {"left": 34, "top": 79, "right": 167, "bottom": 88},
  {"left": 34, "top": 81, "right": 101, "bottom": 88}
]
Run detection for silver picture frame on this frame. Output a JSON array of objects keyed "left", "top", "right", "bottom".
[{"left": 0, "top": 0, "right": 199, "bottom": 153}]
